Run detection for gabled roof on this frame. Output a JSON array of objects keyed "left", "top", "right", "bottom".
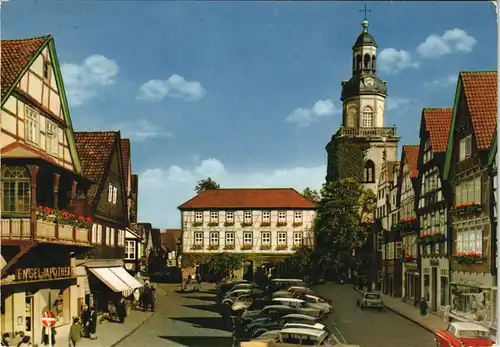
[
  {"left": 403, "top": 145, "right": 419, "bottom": 178},
  {"left": 151, "top": 228, "right": 162, "bottom": 250},
  {"left": 178, "top": 188, "right": 317, "bottom": 209},
  {"left": 120, "top": 139, "right": 131, "bottom": 191},
  {"left": 161, "top": 229, "right": 181, "bottom": 251},
  {"left": 422, "top": 108, "right": 453, "bottom": 153},
  {"left": 75, "top": 132, "right": 117, "bottom": 182}
]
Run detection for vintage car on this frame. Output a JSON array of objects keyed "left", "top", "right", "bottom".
[
  {"left": 180, "top": 279, "right": 200, "bottom": 292},
  {"left": 243, "top": 327, "right": 341, "bottom": 346},
  {"left": 356, "top": 292, "right": 383, "bottom": 310},
  {"left": 435, "top": 322, "right": 495, "bottom": 347},
  {"left": 223, "top": 289, "right": 258, "bottom": 305},
  {"left": 273, "top": 286, "right": 317, "bottom": 299},
  {"left": 252, "top": 318, "right": 327, "bottom": 338},
  {"left": 267, "top": 278, "right": 306, "bottom": 293},
  {"left": 294, "top": 294, "right": 333, "bottom": 313},
  {"left": 246, "top": 313, "right": 320, "bottom": 337},
  {"left": 272, "top": 297, "right": 324, "bottom": 317},
  {"left": 241, "top": 305, "right": 301, "bottom": 326}
]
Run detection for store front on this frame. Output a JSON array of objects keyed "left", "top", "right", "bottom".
[
  {"left": 402, "top": 261, "right": 419, "bottom": 305},
  {"left": 421, "top": 257, "right": 450, "bottom": 317}
]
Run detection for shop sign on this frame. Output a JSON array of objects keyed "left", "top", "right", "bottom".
[
  {"left": 405, "top": 262, "right": 418, "bottom": 272},
  {"left": 15, "top": 266, "right": 73, "bottom": 282},
  {"left": 430, "top": 259, "right": 440, "bottom": 266}
]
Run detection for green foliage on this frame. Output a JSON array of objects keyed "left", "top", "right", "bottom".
[
  {"left": 287, "top": 246, "right": 318, "bottom": 283},
  {"left": 302, "top": 187, "right": 321, "bottom": 203},
  {"left": 327, "top": 138, "right": 369, "bottom": 182},
  {"left": 195, "top": 177, "right": 220, "bottom": 194},
  {"left": 206, "top": 253, "right": 243, "bottom": 282}
]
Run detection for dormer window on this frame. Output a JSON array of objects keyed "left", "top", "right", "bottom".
[
  {"left": 108, "top": 184, "right": 117, "bottom": 204},
  {"left": 459, "top": 135, "right": 472, "bottom": 161}
]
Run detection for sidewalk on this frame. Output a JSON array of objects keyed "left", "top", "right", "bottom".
[
  {"left": 77, "top": 309, "right": 153, "bottom": 347},
  {"left": 353, "top": 286, "right": 448, "bottom": 333}
]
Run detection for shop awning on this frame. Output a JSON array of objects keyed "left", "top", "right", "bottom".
[
  {"left": 109, "top": 267, "right": 143, "bottom": 289},
  {"left": 88, "top": 267, "right": 142, "bottom": 293}
]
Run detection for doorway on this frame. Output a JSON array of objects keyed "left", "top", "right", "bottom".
[
  {"left": 25, "top": 294, "right": 34, "bottom": 338},
  {"left": 431, "top": 267, "right": 438, "bottom": 311}
]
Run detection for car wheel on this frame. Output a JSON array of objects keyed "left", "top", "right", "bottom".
[{"left": 360, "top": 304, "right": 364, "bottom": 310}]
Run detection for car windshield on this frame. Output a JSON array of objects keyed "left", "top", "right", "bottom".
[
  {"left": 458, "top": 329, "right": 489, "bottom": 338},
  {"left": 365, "top": 294, "right": 380, "bottom": 299}
]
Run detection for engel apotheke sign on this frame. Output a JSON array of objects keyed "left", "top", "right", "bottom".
[{"left": 15, "top": 267, "right": 73, "bottom": 282}]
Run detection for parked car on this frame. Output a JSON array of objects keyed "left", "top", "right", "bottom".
[
  {"left": 222, "top": 289, "right": 256, "bottom": 305},
  {"left": 273, "top": 286, "right": 317, "bottom": 299},
  {"left": 217, "top": 279, "right": 249, "bottom": 293},
  {"left": 249, "top": 314, "right": 323, "bottom": 338},
  {"left": 180, "top": 279, "right": 200, "bottom": 292},
  {"left": 267, "top": 278, "right": 306, "bottom": 293},
  {"left": 241, "top": 327, "right": 342, "bottom": 347},
  {"left": 356, "top": 292, "right": 383, "bottom": 311},
  {"left": 293, "top": 294, "right": 333, "bottom": 314},
  {"left": 241, "top": 305, "right": 301, "bottom": 326},
  {"left": 435, "top": 322, "right": 495, "bottom": 347},
  {"left": 271, "top": 298, "right": 324, "bottom": 317}
]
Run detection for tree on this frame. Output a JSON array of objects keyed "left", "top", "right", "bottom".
[
  {"left": 302, "top": 187, "right": 320, "bottom": 203},
  {"left": 287, "top": 246, "right": 318, "bottom": 284},
  {"left": 207, "top": 253, "right": 242, "bottom": 282},
  {"left": 195, "top": 177, "right": 220, "bottom": 194}
]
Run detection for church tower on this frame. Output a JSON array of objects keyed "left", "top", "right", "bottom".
[{"left": 325, "top": 18, "right": 400, "bottom": 193}]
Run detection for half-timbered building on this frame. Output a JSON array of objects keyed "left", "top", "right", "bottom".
[
  {"left": 178, "top": 188, "right": 316, "bottom": 281},
  {"left": 443, "top": 71, "right": 497, "bottom": 329},
  {"left": 0, "top": 36, "right": 94, "bottom": 340},
  {"left": 487, "top": 129, "right": 497, "bottom": 327},
  {"left": 397, "top": 145, "right": 420, "bottom": 306},
  {"left": 416, "top": 108, "right": 453, "bottom": 316}
]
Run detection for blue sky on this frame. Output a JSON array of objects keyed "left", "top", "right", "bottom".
[{"left": 2, "top": 1, "right": 496, "bottom": 228}]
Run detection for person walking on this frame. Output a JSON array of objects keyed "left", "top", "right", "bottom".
[
  {"left": 1, "top": 333, "right": 11, "bottom": 346},
  {"left": 150, "top": 286, "right": 157, "bottom": 313},
  {"left": 419, "top": 297, "right": 428, "bottom": 316},
  {"left": 80, "top": 305, "right": 90, "bottom": 338},
  {"left": 41, "top": 326, "right": 56, "bottom": 346},
  {"left": 88, "top": 307, "right": 98, "bottom": 340},
  {"left": 68, "top": 317, "right": 82, "bottom": 347},
  {"left": 117, "top": 297, "right": 126, "bottom": 323}
]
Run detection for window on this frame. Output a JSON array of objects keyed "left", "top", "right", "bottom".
[
  {"left": 43, "top": 61, "right": 51, "bottom": 80},
  {"left": 377, "top": 233, "right": 383, "bottom": 251},
  {"left": 243, "top": 232, "right": 253, "bottom": 245},
  {"left": 96, "top": 225, "right": 102, "bottom": 244},
  {"left": 210, "top": 211, "right": 218, "bottom": 222},
  {"left": 277, "top": 232, "right": 287, "bottom": 245},
  {"left": 209, "top": 232, "right": 219, "bottom": 245},
  {"left": 45, "top": 120, "right": 58, "bottom": 156},
  {"left": 195, "top": 211, "right": 203, "bottom": 223},
  {"left": 364, "top": 160, "right": 375, "bottom": 183},
  {"left": 1, "top": 166, "right": 31, "bottom": 214},
  {"left": 361, "top": 106, "right": 373, "bottom": 127},
  {"left": 244, "top": 211, "right": 252, "bottom": 223},
  {"left": 225, "top": 232, "right": 234, "bottom": 245},
  {"left": 459, "top": 135, "right": 472, "bottom": 161},
  {"left": 194, "top": 232, "right": 203, "bottom": 245},
  {"left": 226, "top": 211, "right": 234, "bottom": 222},
  {"left": 262, "top": 211, "right": 271, "bottom": 222},
  {"left": 455, "top": 177, "right": 481, "bottom": 205},
  {"left": 25, "top": 106, "right": 39, "bottom": 145},
  {"left": 108, "top": 184, "right": 113, "bottom": 203},
  {"left": 117, "top": 230, "right": 125, "bottom": 246},
  {"left": 395, "top": 242, "right": 402, "bottom": 259},
  {"left": 455, "top": 220, "right": 483, "bottom": 254},
  {"left": 91, "top": 225, "right": 97, "bottom": 243},
  {"left": 106, "top": 227, "right": 115, "bottom": 246},
  {"left": 294, "top": 211, "right": 302, "bottom": 222},
  {"left": 293, "top": 232, "right": 303, "bottom": 246},
  {"left": 261, "top": 232, "right": 271, "bottom": 245},
  {"left": 278, "top": 211, "right": 286, "bottom": 222},
  {"left": 125, "top": 240, "right": 136, "bottom": 259}
]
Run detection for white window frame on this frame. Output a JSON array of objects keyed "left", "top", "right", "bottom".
[
  {"left": 278, "top": 211, "right": 286, "bottom": 222},
  {"left": 119, "top": 229, "right": 125, "bottom": 246},
  {"left": 226, "top": 211, "right": 234, "bottom": 222},
  {"left": 96, "top": 225, "right": 102, "bottom": 244},
  {"left": 243, "top": 232, "right": 253, "bottom": 245},
  {"left": 277, "top": 232, "right": 287, "bottom": 245},
  {"left": 194, "top": 232, "right": 203, "bottom": 245},
  {"left": 261, "top": 232, "right": 271, "bottom": 245},
  {"left": 25, "top": 106, "right": 40, "bottom": 145},
  {"left": 45, "top": 120, "right": 58, "bottom": 156},
  {"left": 262, "top": 211, "right": 271, "bottom": 222},
  {"left": 459, "top": 135, "right": 472, "bottom": 161},
  {"left": 210, "top": 211, "right": 218, "bottom": 222},
  {"left": 362, "top": 106, "right": 373, "bottom": 127},
  {"left": 244, "top": 211, "right": 252, "bottom": 223},
  {"left": 195, "top": 211, "right": 203, "bottom": 223},
  {"left": 225, "top": 232, "right": 234, "bottom": 245},
  {"left": 455, "top": 220, "right": 483, "bottom": 254},
  {"left": 112, "top": 187, "right": 118, "bottom": 204},
  {"left": 395, "top": 242, "right": 402, "bottom": 259},
  {"left": 125, "top": 240, "right": 136, "bottom": 259},
  {"left": 294, "top": 211, "right": 302, "bottom": 222},
  {"left": 91, "top": 224, "right": 97, "bottom": 243},
  {"left": 209, "top": 231, "right": 219, "bottom": 245},
  {"left": 108, "top": 184, "right": 113, "bottom": 202},
  {"left": 293, "top": 232, "right": 303, "bottom": 246}
]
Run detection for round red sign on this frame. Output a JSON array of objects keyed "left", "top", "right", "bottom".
[{"left": 41, "top": 311, "right": 56, "bottom": 328}]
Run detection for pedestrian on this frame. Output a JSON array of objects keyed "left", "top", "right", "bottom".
[
  {"left": 41, "top": 326, "right": 56, "bottom": 346},
  {"left": 1, "top": 333, "right": 11, "bottom": 346},
  {"left": 133, "top": 288, "right": 141, "bottom": 309},
  {"left": 10, "top": 332, "right": 23, "bottom": 347},
  {"left": 117, "top": 297, "right": 126, "bottom": 323},
  {"left": 150, "top": 286, "right": 157, "bottom": 312},
  {"left": 17, "top": 336, "right": 32, "bottom": 347},
  {"left": 142, "top": 284, "right": 151, "bottom": 312},
  {"left": 68, "top": 317, "right": 82, "bottom": 347},
  {"left": 80, "top": 305, "right": 90, "bottom": 338},
  {"left": 88, "top": 307, "right": 98, "bottom": 340},
  {"left": 419, "top": 297, "right": 428, "bottom": 316}
]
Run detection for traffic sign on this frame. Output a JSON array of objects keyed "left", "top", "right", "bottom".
[{"left": 41, "top": 311, "right": 56, "bottom": 328}]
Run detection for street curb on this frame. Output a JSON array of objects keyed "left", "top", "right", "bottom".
[
  {"left": 109, "top": 312, "right": 155, "bottom": 347},
  {"left": 352, "top": 286, "right": 434, "bottom": 334}
]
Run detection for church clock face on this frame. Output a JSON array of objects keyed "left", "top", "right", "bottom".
[{"left": 364, "top": 77, "right": 375, "bottom": 87}]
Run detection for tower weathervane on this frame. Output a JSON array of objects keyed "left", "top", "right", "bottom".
[{"left": 359, "top": 4, "right": 371, "bottom": 21}]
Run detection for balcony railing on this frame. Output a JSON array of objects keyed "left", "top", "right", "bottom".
[
  {"left": 339, "top": 127, "right": 397, "bottom": 138},
  {"left": 1, "top": 218, "right": 91, "bottom": 245}
]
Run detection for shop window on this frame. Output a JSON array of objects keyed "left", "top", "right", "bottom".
[
  {"left": 25, "top": 294, "right": 33, "bottom": 333},
  {"left": 440, "top": 276, "right": 449, "bottom": 307},
  {"left": 1, "top": 166, "right": 31, "bottom": 215},
  {"left": 452, "top": 285, "right": 484, "bottom": 316},
  {"left": 53, "top": 294, "right": 64, "bottom": 325}
]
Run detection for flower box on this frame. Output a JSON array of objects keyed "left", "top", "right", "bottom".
[
  {"left": 260, "top": 222, "right": 271, "bottom": 227},
  {"left": 240, "top": 222, "right": 253, "bottom": 227},
  {"left": 223, "top": 245, "right": 235, "bottom": 250},
  {"left": 276, "top": 245, "right": 288, "bottom": 250},
  {"left": 36, "top": 205, "right": 93, "bottom": 229},
  {"left": 192, "top": 222, "right": 203, "bottom": 227},
  {"left": 402, "top": 255, "right": 416, "bottom": 263},
  {"left": 276, "top": 222, "right": 287, "bottom": 227},
  {"left": 450, "top": 202, "right": 482, "bottom": 216},
  {"left": 292, "top": 222, "right": 303, "bottom": 227},
  {"left": 207, "top": 244, "right": 219, "bottom": 250},
  {"left": 241, "top": 245, "right": 253, "bottom": 250},
  {"left": 191, "top": 244, "right": 203, "bottom": 250},
  {"left": 260, "top": 245, "right": 272, "bottom": 250},
  {"left": 207, "top": 221, "right": 219, "bottom": 227},
  {"left": 224, "top": 222, "right": 235, "bottom": 227},
  {"left": 452, "top": 251, "right": 484, "bottom": 264},
  {"left": 418, "top": 232, "right": 446, "bottom": 245}
]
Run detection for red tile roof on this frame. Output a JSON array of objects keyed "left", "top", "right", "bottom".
[
  {"left": 423, "top": 108, "right": 453, "bottom": 153},
  {"left": 120, "top": 139, "right": 131, "bottom": 191},
  {"left": 460, "top": 71, "right": 497, "bottom": 150},
  {"left": 403, "top": 145, "right": 419, "bottom": 178},
  {"left": 1, "top": 36, "right": 50, "bottom": 99},
  {"left": 178, "top": 188, "right": 317, "bottom": 209}
]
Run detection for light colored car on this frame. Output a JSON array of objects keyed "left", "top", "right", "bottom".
[
  {"left": 435, "top": 322, "right": 495, "bottom": 347},
  {"left": 245, "top": 327, "right": 340, "bottom": 346},
  {"left": 295, "top": 294, "right": 332, "bottom": 314},
  {"left": 272, "top": 297, "right": 323, "bottom": 317},
  {"left": 356, "top": 292, "right": 383, "bottom": 310},
  {"left": 223, "top": 289, "right": 254, "bottom": 305},
  {"left": 247, "top": 313, "right": 319, "bottom": 337},
  {"left": 273, "top": 286, "right": 316, "bottom": 298}
]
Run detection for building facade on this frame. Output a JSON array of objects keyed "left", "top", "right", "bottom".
[
  {"left": 178, "top": 188, "right": 316, "bottom": 281},
  {"left": 1, "top": 35, "right": 94, "bottom": 340},
  {"left": 416, "top": 108, "right": 453, "bottom": 316},
  {"left": 443, "top": 71, "right": 497, "bottom": 328}
]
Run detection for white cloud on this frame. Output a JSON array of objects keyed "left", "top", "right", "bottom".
[
  {"left": 417, "top": 29, "right": 477, "bottom": 58},
  {"left": 61, "top": 55, "right": 119, "bottom": 106},
  {"left": 137, "top": 74, "right": 206, "bottom": 102},
  {"left": 425, "top": 74, "right": 457, "bottom": 88},
  {"left": 386, "top": 97, "right": 411, "bottom": 111},
  {"left": 139, "top": 158, "right": 326, "bottom": 227},
  {"left": 117, "top": 119, "right": 174, "bottom": 142},
  {"left": 286, "top": 99, "right": 340, "bottom": 127},
  {"left": 377, "top": 48, "right": 419, "bottom": 74}
]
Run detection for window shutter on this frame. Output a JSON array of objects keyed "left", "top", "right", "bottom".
[{"left": 112, "top": 187, "right": 118, "bottom": 204}]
